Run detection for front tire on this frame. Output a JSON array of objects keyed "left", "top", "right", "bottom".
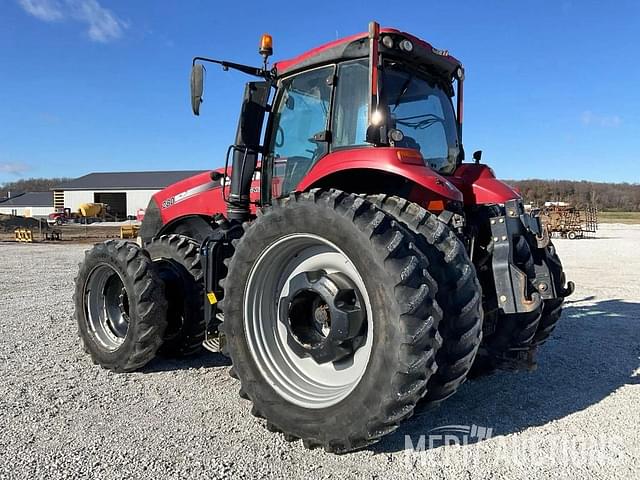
[
  {"left": 222, "top": 190, "right": 443, "bottom": 452},
  {"left": 531, "top": 242, "right": 572, "bottom": 347},
  {"left": 472, "top": 232, "right": 543, "bottom": 374}
]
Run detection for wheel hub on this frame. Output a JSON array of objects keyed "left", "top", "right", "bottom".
[
  {"left": 85, "top": 264, "right": 130, "bottom": 350},
  {"left": 244, "top": 233, "right": 374, "bottom": 409},
  {"left": 113, "top": 287, "right": 130, "bottom": 337},
  {"left": 313, "top": 303, "right": 330, "bottom": 334},
  {"left": 279, "top": 270, "right": 365, "bottom": 364}
]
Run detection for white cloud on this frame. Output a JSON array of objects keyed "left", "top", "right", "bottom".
[
  {"left": 16, "top": 0, "right": 128, "bottom": 43},
  {"left": 581, "top": 111, "right": 622, "bottom": 128},
  {"left": 17, "top": 0, "right": 64, "bottom": 21},
  {"left": 0, "top": 162, "right": 31, "bottom": 175},
  {"left": 67, "top": 0, "right": 129, "bottom": 43}
]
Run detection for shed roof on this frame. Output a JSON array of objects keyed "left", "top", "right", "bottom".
[
  {"left": 0, "top": 192, "right": 52, "bottom": 207},
  {"left": 54, "top": 171, "right": 206, "bottom": 191}
]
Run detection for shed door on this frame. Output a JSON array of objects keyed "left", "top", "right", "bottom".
[{"left": 94, "top": 192, "right": 127, "bottom": 219}]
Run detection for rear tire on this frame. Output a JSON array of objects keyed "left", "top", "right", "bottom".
[
  {"left": 146, "top": 234, "right": 205, "bottom": 357},
  {"left": 366, "top": 195, "right": 483, "bottom": 406},
  {"left": 74, "top": 240, "right": 167, "bottom": 372},
  {"left": 221, "top": 190, "right": 443, "bottom": 452}
]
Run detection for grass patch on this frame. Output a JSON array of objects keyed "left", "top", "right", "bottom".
[{"left": 598, "top": 211, "right": 640, "bottom": 224}]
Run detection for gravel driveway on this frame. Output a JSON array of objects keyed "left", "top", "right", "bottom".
[{"left": 1, "top": 224, "right": 639, "bottom": 479}]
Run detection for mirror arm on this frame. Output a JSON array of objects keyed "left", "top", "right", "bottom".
[{"left": 192, "top": 57, "right": 273, "bottom": 80}]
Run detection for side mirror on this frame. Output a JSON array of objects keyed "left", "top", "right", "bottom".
[
  {"left": 473, "top": 150, "right": 483, "bottom": 164},
  {"left": 190, "top": 64, "right": 204, "bottom": 115}
]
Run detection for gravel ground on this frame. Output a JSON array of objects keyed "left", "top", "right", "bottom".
[{"left": 1, "top": 224, "right": 639, "bottom": 479}]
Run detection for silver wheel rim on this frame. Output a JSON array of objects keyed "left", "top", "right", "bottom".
[
  {"left": 244, "top": 233, "right": 373, "bottom": 409},
  {"left": 84, "top": 264, "right": 130, "bottom": 351}
]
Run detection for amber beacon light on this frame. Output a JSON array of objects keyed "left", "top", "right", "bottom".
[{"left": 259, "top": 34, "right": 273, "bottom": 57}]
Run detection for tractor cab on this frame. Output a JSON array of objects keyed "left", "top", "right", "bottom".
[
  {"left": 191, "top": 22, "right": 466, "bottom": 221},
  {"left": 268, "top": 54, "right": 461, "bottom": 186}
]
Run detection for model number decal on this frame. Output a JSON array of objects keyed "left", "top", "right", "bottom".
[{"left": 161, "top": 181, "right": 218, "bottom": 209}]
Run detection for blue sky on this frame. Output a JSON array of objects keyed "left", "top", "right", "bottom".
[{"left": 1, "top": 0, "right": 638, "bottom": 184}]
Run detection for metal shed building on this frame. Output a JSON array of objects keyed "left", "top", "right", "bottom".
[
  {"left": 0, "top": 192, "right": 53, "bottom": 218},
  {"left": 53, "top": 171, "right": 205, "bottom": 219}
]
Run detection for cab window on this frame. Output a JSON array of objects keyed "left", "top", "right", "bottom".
[{"left": 270, "top": 65, "right": 334, "bottom": 197}]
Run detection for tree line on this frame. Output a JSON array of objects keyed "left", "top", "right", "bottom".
[
  {"left": 506, "top": 179, "right": 640, "bottom": 211},
  {"left": 0, "top": 177, "right": 70, "bottom": 200}
]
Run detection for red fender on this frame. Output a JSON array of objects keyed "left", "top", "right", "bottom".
[
  {"left": 150, "top": 152, "right": 518, "bottom": 236},
  {"left": 450, "top": 164, "right": 520, "bottom": 205},
  {"left": 297, "top": 148, "right": 463, "bottom": 203}
]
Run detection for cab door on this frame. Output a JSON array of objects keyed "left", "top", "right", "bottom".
[{"left": 266, "top": 66, "right": 335, "bottom": 198}]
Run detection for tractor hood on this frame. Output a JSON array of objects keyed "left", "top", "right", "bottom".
[{"left": 450, "top": 163, "right": 520, "bottom": 205}]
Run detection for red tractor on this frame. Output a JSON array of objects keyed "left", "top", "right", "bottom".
[{"left": 75, "top": 23, "right": 573, "bottom": 452}]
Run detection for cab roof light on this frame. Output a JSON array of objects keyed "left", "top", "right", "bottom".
[
  {"left": 259, "top": 33, "right": 273, "bottom": 57},
  {"left": 399, "top": 39, "right": 413, "bottom": 53}
]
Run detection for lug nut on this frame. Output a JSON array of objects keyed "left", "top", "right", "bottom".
[
  {"left": 538, "top": 283, "right": 548, "bottom": 292},
  {"left": 500, "top": 295, "right": 507, "bottom": 303}
]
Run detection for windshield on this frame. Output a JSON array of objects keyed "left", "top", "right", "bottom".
[{"left": 381, "top": 61, "right": 460, "bottom": 174}]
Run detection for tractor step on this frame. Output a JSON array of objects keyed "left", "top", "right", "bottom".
[
  {"left": 203, "top": 313, "right": 225, "bottom": 353},
  {"left": 202, "top": 337, "right": 223, "bottom": 353}
]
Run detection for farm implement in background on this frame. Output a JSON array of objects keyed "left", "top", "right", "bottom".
[{"left": 540, "top": 203, "right": 598, "bottom": 239}]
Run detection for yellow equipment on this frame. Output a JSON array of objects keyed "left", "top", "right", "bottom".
[
  {"left": 78, "top": 203, "right": 107, "bottom": 217},
  {"left": 120, "top": 224, "right": 140, "bottom": 239},
  {"left": 15, "top": 228, "right": 33, "bottom": 243}
]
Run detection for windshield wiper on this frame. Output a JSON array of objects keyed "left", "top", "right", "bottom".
[
  {"left": 392, "top": 74, "right": 414, "bottom": 112},
  {"left": 396, "top": 113, "right": 443, "bottom": 130}
]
